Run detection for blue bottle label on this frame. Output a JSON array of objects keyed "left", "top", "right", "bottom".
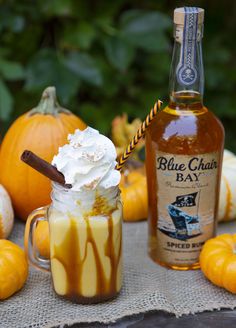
[
  {"left": 177, "top": 7, "right": 199, "bottom": 86},
  {"left": 155, "top": 151, "right": 220, "bottom": 266}
]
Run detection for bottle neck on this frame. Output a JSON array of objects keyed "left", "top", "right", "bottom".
[{"left": 169, "top": 23, "right": 204, "bottom": 107}]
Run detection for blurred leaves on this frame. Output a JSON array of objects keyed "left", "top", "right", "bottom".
[
  {"left": 25, "top": 49, "right": 80, "bottom": 103},
  {"left": 65, "top": 52, "right": 103, "bottom": 86},
  {"left": 62, "top": 22, "right": 96, "bottom": 50},
  {"left": 104, "top": 36, "right": 135, "bottom": 71},
  {"left": 0, "top": 59, "right": 24, "bottom": 80},
  {"left": 40, "top": 0, "right": 74, "bottom": 17},
  {"left": 0, "top": 0, "right": 236, "bottom": 150},
  {"left": 120, "top": 10, "right": 171, "bottom": 51},
  {"left": 0, "top": 56, "right": 25, "bottom": 119},
  {"left": 0, "top": 10, "right": 25, "bottom": 33},
  {"left": 0, "top": 79, "right": 13, "bottom": 121}
]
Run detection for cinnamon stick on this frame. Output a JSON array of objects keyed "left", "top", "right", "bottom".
[{"left": 21, "top": 150, "right": 72, "bottom": 188}]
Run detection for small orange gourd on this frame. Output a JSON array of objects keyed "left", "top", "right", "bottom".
[
  {"left": 34, "top": 221, "right": 50, "bottom": 259},
  {"left": 120, "top": 169, "right": 148, "bottom": 221},
  {"left": 200, "top": 233, "right": 236, "bottom": 293},
  {"left": 0, "top": 240, "right": 28, "bottom": 300},
  {"left": 0, "top": 86, "right": 86, "bottom": 220}
]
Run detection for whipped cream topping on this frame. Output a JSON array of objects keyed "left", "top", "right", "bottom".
[{"left": 52, "top": 127, "right": 121, "bottom": 191}]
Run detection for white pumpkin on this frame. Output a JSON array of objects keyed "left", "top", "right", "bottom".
[
  {"left": 0, "top": 185, "right": 14, "bottom": 238},
  {"left": 218, "top": 150, "right": 236, "bottom": 222},
  {"left": 223, "top": 149, "right": 235, "bottom": 161}
]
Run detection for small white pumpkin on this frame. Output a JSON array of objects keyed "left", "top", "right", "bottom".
[
  {"left": 223, "top": 149, "right": 235, "bottom": 162},
  {"left": 218, "top": 150, "right": 236, "bottom": 222},
  {"left": 0, "top": 185, "right": 14, "bottom": 238}
]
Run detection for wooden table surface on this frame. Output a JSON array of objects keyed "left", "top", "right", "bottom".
[{"left": 61, "top": 309, "right": 236, "bottom": 328}]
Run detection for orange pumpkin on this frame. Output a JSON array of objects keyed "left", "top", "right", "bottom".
[
  {"left": 120, "top": 169, "right": 148, "bottom": 221},
  {"left": 200, "top": 233, "right": 236, "bottom": 293},
  {"left": 0, "top": 86, "right": 86, "bottom": 220},
  {"left": 0, "top": 240, "right": 28, "bottom": 300},
  {"left": 34, "top": 221, "right": 50, "bottom": 259}
]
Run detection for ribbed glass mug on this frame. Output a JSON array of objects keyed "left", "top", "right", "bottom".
[{"left": 24, "top": 182, "right": 123, "bottom": 303}]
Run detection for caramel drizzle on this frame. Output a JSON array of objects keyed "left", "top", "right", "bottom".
[
  {"left": 53, "top": 218, "right": 83, "bottom": 298},
  {"left": 105, "top": 215, "right": 119, "bottom": 294},
  {"left": 86, "top": 218, "right": 107, "bottom": 295},
  {"left": 52, "top": 194, "right": 121, "bottom": 301}
]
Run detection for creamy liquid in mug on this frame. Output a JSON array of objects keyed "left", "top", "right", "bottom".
[{"left": 50, "top": 127, "right": 122, "bottom": 302}]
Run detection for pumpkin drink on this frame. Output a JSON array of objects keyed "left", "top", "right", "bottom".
[{"left": 25, "top": 127, "right": 122, "bottom": 303}]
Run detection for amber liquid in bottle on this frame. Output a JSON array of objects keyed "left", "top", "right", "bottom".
[
  {"left": 146, "top": 92, "right": 224, "bottom": 270},
  {"left": 146, "top": 8, "right": 224, "bottom": 270}
]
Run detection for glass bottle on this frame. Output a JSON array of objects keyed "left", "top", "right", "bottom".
[{"left": 145, "top": 7, "right": 225, "bottom": 270}]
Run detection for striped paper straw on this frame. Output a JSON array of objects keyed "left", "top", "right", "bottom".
[{"left": 115, "top": 100, "right": 163, "bottom": 171}]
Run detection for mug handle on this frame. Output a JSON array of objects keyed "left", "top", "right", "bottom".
[{"left": 24, "top": 206, "right": 50, "bottom": 272}]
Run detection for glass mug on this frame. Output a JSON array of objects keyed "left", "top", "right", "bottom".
[{"left": 25, "top": 183, "right": 123, "bottom": 303}]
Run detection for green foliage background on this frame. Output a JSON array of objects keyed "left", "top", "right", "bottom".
[{"left": 1, "top": 0, "right": 236, "bottom": 150}]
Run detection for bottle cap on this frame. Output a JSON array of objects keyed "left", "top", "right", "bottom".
[{"left": 174, "top": 7, "right": 204, "bottom": 25}]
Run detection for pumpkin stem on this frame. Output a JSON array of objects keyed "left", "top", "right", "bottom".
[{"left": 29, "top": 86, "right": 69, "bottom": 115}]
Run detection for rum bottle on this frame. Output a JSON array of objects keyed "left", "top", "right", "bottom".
[{"left": 146, "top": 7, "right": 225, "bottom": 270}]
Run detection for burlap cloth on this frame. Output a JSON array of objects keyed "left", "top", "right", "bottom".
[{"left": 1, "top": 219, "right": 236, "bottom": 328}]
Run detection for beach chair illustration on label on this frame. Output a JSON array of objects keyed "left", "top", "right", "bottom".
[{"left": 158, "top": 192, "right": 202, "bottom": 241}]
